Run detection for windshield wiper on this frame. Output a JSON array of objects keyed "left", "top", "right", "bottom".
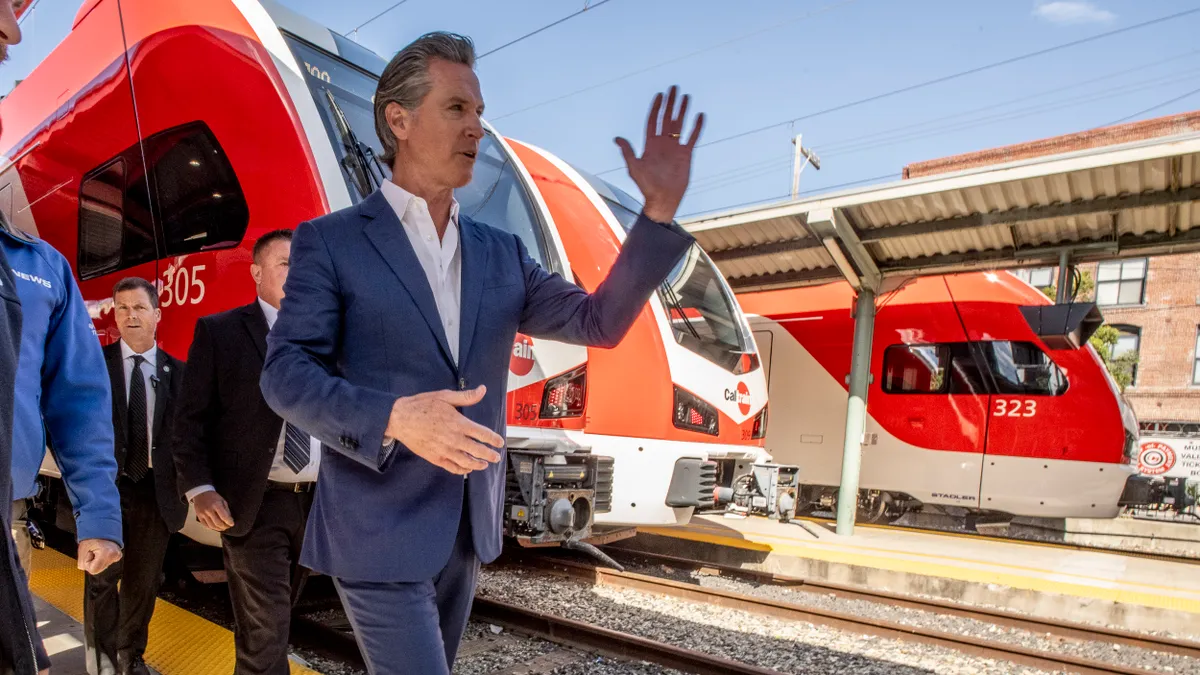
[
  {"left": 324, "top": 89, "right": 382, "bottom": 198},
  {"left": 660, "top": 280, "right": 702, "bottom": 342}
]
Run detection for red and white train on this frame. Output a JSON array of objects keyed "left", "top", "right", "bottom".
[
  {"left": 739, "top": 271, "right": 1140, "bottom": 522},
  {"left": 10, "top": 0, "right": 768, "bottom": 548}
]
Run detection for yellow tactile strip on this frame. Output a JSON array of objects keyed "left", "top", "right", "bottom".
[
  {"left": 640, "top": 526, "right": 1200, "bottom": 615},
  {"left": 29, "top": 547, "right": 321, "bottom": 675}
]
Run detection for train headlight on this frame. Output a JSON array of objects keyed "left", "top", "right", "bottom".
[
  {"left": 540, "top": 365, "right": 587, "bottom": 418},
  {"left": 673, "top": 386, "right": 719, "bottom": 436},
  {"left": 751, "top": 404, "right": 769, "bottom": 440}
]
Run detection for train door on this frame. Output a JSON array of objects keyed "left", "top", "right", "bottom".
[{"left": 864, "top": 277, "right": 988, "bottom": 507}]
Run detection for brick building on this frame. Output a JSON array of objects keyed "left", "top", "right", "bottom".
[{"left": 903, "top": 111, "right": 1200, "bottom": 427}]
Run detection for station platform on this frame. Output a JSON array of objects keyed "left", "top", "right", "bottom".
[
  {"left": 25, "top": 547, "right": 318, "bottom": 675},
  {"left": 620, "top": 514, "right": 1200, "bottom": 636}
]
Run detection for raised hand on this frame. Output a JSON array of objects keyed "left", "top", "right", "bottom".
[
  {"left": 615, "top": 85, "right": 705, "bottom": 225},
  {"left": 386, "top": 385, "right": 505, "bottom": 475}
]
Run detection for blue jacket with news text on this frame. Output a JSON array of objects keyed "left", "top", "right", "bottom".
[{"left": 2, "top": 225, "right": 121, "bottom": 546}]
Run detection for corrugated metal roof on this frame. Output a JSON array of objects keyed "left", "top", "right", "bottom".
[{"left": 683, "top": 132, "right": 1200, "bottom": 292}]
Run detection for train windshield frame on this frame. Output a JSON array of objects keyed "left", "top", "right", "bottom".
[
  {"left": 575, "top": 169, "right": 759, "bottom": 375},
  {"left": 280, "top": 34, "right": 558, "bottom": 272}
]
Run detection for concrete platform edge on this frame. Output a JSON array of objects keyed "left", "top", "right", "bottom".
[{"left": 615, "top": 532, "right": 1200, "bottom": 637}]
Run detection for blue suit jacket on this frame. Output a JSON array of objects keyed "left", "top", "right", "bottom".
[{"left": 261, "top": 189, "right": 692, "bottom": 582}]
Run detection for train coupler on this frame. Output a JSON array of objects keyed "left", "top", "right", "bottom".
[
  {"left": 503, "top": 438, "right": 614, "bottom": 547},
  {"left": 715, "top": 463, "right": 801, "bottom": 522}
]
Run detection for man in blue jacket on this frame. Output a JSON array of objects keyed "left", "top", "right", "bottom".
[
  {"left": 262, "top": 32, "right": 702, "bottom": 674},
  {"left": 4, "top": 217, "right": 123, "bottom": 581}
]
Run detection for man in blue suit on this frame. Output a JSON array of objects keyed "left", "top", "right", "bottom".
[{"left": 261, "top": 31, "right": 703, "bottom": 675}]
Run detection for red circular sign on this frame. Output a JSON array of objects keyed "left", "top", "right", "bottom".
[
  {"left": 510, "top": 334, "right": 535, "bottom": 376},
  {"left": 1138, "top": 441, "right": 1176, "bottom": 476},
  {"left": 736, "top": 381, "right": 751, "bottom": 416}
]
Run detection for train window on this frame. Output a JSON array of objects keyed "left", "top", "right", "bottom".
[
  {"left": 147, "top": 123, "right": 248, "bottom": 256},
  {"left": 884, "top": 343, "right": 987, "bottom": 394},
  {"left": 457, "top": 134, "right": 551, "bottom": 269},
  {"left": 884, "top": 345, "right": 949, "bottom": 393},
  {"left": 980, "top": 341, "right": 1068, "bottom": 396},
  {"left": 78, "top": 158, "right": 156, "bottom": 280}
]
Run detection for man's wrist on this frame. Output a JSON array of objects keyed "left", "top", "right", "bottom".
[
  {"left": 641, "top": 205, "right": 675, "bottom": 225},
  {"left": 185, "top": 484, "right": 216, "bottom": 502}
]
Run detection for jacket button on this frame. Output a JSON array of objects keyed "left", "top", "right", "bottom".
[{"left": 459, "top": 378, "right": 466, "bottom": 390}]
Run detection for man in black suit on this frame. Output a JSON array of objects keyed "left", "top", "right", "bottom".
[
  {"left": 173, "top": 229, "right": 319, "bottom": 675},
  {"left": 84, "top": 277, "right": 186, "bottom": 675}
]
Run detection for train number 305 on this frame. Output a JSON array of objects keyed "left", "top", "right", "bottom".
[
  {"left": 161, "top": 264, "right": 207, "bottom": 307},
  {"left": 993, "top": 399, "right": 1037, "bottom": 417}
]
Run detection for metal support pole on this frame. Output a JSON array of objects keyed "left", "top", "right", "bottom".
[
  {"left": 835, "top": 287, "right": 876, "bottom": 536},
  {"left": 1055, "top": 250, "right": 1071, "bottom": 304},
  {"left": 791, "top": 134, "right": 803, "bottom": 199}
]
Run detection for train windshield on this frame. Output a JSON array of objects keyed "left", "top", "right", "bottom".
[
  {"left": 576, "top": 170, "right": 758, "bottom": 375},
  {"left": 281, "top": 35, "right": 553, "bottom": 267}
]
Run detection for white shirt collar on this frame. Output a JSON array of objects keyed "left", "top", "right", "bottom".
[
  {"left": 380, "top": 180, "right": 461, "bottom": 232},
  {"left": 257, "top": 297, "right": 279, "bottom": 330},
  {"left": 119, "top": 339, "right": 157, "bottom": 365}
]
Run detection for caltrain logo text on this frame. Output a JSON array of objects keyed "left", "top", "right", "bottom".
[
  {"left": 1138, "top": 441, "right": 1176, "bottom": 476},
  {"left": 725, "top": 382, "right": 751, "bottom": 415},
  {"left": 510, "top": 334, "right": 535, "bottom": 377}
]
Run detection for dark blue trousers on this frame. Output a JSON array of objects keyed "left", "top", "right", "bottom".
[{"left": 334, "top": 508, "right": 479, "bottom": 675}]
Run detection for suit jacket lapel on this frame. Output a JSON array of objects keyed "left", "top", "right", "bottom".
[
  {"left": 360, "top": 190, "right": 456, "bottom": 370},
  {"left": 457, "top": 215, "right": 488, "bottom": 367},
  {"left": 151, "top": 353, "right": 171, "bottom": 442},
  {"left": 106, "top": 346, "right": 127, "bottom": 445},
  {"left": 240, "top": 302, "right": 269, "bottom": 362}
]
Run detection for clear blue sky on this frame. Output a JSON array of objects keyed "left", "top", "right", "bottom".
[{"left": 6, "top": 0, "right": 1200, "bottom": 218}]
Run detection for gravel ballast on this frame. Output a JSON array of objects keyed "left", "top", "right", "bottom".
[
  {"left": 614, "top": 557, "right": 1200, "bottom": 674},
  {"left": 477, "top": 567, "right": 1064, "bottom": 674}
]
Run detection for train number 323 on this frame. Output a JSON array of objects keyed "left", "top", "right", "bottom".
[{"left": 993, "top": 399, "right": 1037, "bottom": 417}]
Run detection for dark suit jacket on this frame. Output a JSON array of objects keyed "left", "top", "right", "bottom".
[
  {"left": 260, "top": 188, "right": 693, "bottom": 582},
  {"left": 172, "top": 302, "right": 285, "bottom": 538},
  {"left": 104, "top": 342, "right": 187, "bottom": 532}
]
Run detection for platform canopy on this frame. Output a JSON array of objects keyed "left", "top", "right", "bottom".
[{"left": 682, "top": 131, "right": 1200, "bottom": 293}]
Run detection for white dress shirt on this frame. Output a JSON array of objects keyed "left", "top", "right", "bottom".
[
  {"left": 184, "top": 298, "right": 322, "bottom": 503},
  {"left": 257, "top": 298, "right": 322, "bottom": 484},
  {"left": 120, "top": 340, "right": 156, "bottom": 468},
  {"left": 380, "top": 179, "right": 462, "bottom": 364},
  {"left": 379, "top": 181, "right": 468, "bottom": 477}
]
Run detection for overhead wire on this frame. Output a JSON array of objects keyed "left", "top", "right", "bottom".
[
  {"left": 489, "top": 0, "right": 858, "bottom": 121},
  {"left": 677, "top": 172, "right": 899, "bottom": 219},
  {"left": 1106, "top": 86, "right": 1200, "bottom": 126},
  {"left": 818, "top": 68, "right": 1200, "bottom": 158},
  {"left": 812, "top": 49, "right": 1200, "bottom": 154},
  {"left": 593, "top": 5, "right": 1200, "bottom": 175},
  {"left": 477, "top": 0, "right": 617, "bottom": 60},
  {"left": 346, "top": 0, "right": 414, "bottom": 36},
  {"left": 679, "top": 50, "right": 1200, "bottom": 199}
]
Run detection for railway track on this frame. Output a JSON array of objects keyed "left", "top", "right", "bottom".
[
  {"left": 509, "top": 547, "right": 1200, "bottom": 675},
  {"left": 286, "top": 545, "right": 1200, "bottom": 675},
  {"left": 289, "top": 582, "right": 782, "bottom": 674}
]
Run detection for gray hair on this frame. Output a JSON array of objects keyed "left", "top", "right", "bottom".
[{"left": 373, "top": 32, "right": 476, "bottom": 166}]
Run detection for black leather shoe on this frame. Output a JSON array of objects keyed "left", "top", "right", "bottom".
[{"left": 120, "top": 655, "right": 151, "bottom": 675}]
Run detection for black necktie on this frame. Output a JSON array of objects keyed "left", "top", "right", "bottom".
[
  {"left": 283, "top": 422, "right": 310, "bottom": 474},
  {"left": 125, "top": 355, "right": 149, "bottom": 482}
]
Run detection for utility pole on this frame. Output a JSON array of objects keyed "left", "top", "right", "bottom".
[{"left": 791, "top": 134, "right": 821, "bottom": 199}]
